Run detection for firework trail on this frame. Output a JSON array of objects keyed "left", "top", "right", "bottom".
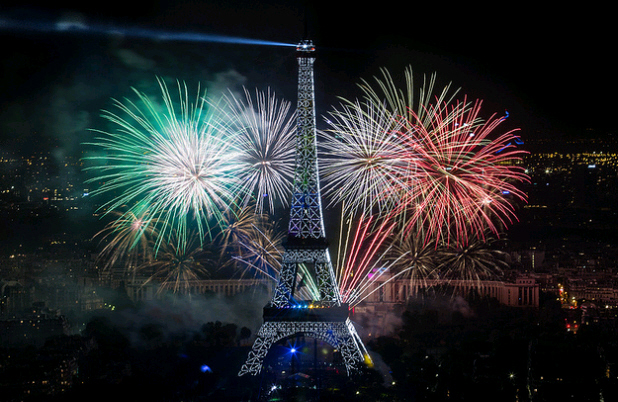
[
  {"left": 216, "top": 87, "right": 296, "bottom": 214},
  {"left": 84, "top": 78, "right": 241, "bottom": 252},
  {"left": 331, "top": 213, "right": 406, "bottom": 306}
]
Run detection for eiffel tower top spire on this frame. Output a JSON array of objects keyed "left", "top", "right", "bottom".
[{"left": 287, "top": 39, "right": 326, "bottom": 243}]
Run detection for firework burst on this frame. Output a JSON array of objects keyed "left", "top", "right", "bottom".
[
  {"left": 386, "top": 230, "right": 440, "bottom": 287},
  {"left": 226, "top": 217, "right": 321, "bottom": 300},
  {"left": 227, "top": 212, "right": 284, "bottom": 281},
  {"left": 216, "top": 204, "right": 265, "bottom": 261},
  {"left": 321, "top": 67, "right": 528, "bottom": 246},
  {"left": 84, "top": 78, "right": 241, "bottom": 251},
  {"left": 320, "top": 101, "right": 408, "bottom": 217},
  {"left": 395, "top": 98, "right": 529, "bottom": 246},
  {"left": 141, "top": 231, "right": 211, "bottom": 296},
  {"left": 320, "top": 67, "right": 461, "bottom": 218},
  {"left": 232, "top": 224, "right": 283, "bottom": 282},
  {"left": 93, "top": 209, "right": 158, "bottom": 273},
  {"left": 216, "top": 87, "right": 296, "bottom": 214},
  {"left": 437, "top": 234, "right": 508, "bottom": 283}
]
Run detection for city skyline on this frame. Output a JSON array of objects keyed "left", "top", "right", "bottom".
[{"left": 2, "top": 140, "right": 618, "bottom": 399}]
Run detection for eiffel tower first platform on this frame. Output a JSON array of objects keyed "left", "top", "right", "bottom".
[{"left": 238, "top": 40, "right": 369, "bottom": 376}]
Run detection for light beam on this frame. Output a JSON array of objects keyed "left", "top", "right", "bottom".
[{"left": 1, "top": 15, "right": 296, "bottom": 47}]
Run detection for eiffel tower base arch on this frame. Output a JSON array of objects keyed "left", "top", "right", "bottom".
[{"left": 238, "top": 318, "right": 367, "bottom": 376}]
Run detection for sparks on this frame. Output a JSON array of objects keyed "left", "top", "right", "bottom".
[
  {"left": 215, "top": 87, "right": 296, "bottom": 214},
  {"left": 84, "top": 78, "right": 241, "bottom": 252}
]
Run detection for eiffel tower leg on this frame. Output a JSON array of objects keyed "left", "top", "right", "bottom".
[
  {"left": 271, "top": 261, "right": 298, "bottom": 307},
  {"left": 238, "top": 322, "right": 281, "bottom": 376},
  {"left": 345, "top": 318, "right": 371, "bottom": 370},
  {"left": 330, "top": 320, "right": 367, "bottom": 375}
]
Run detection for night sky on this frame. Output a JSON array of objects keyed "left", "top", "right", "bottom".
[
  {"left": 0, "top": 1, "right": 613, "bottom": 160},
  {"left": 1, "top": 7, "right": 616, "bottom": 399}
]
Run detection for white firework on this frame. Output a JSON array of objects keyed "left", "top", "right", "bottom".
[
  {"left": 217, "top": 87, "right": 296, "bottom": 214},
  {"left": 320, "top": 99, "right": 409, "bottom": 217},
  {"left": 85, "top": 78, "right": 241, "bottom": 251}
]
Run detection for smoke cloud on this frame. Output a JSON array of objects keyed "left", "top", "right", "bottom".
[{"left": 87, "top": 288, "right": 271, "bottom": 348}]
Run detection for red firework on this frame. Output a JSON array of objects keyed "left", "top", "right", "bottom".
[
  {"left": 392, "top": 98, "right": 529, "bottom": 246},
  {"left": 335, "top": 214, "right": 397, "bottom": 304}
]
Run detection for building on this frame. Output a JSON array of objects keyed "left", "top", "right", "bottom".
[
  {"left": 125, "top": 277, "right": 271, "bottom": 303},
  {"left": 355, "top": 276, "right": 540, "bottom": 308},
  {"left": 352, "top": 275, "right": 540, "bottom": 338},
  {"left": 0, "top": 303, "right": 69, "bottom": 347},
  {"left": 119, "top": 274, "right": 540, "bottom": 341}
]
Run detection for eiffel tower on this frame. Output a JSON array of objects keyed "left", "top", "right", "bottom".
[{"left": 238, "top": 39, "right": 369, "bottom": 376}]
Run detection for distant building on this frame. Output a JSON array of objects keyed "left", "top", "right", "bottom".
[
  {"left": 356, "top": 275, "right": 540, "bottom": 308},
  {"left": 501, "top": 277, "right": 540, "bottom": 307},
  {"left": 124, "top": 277, "right": 272, "bottom": 303},
  {"left": 567, "top": 277, "right": 618, "bottom": 306},
  {"left": 353, "top": 275, "right": 540, "bottom": 338},
  {"left": 0, "top": 303, "right": 69, "bottom": 347},
  {"left": 1, "top": 280, "right": 34, "bottom": 316},
  {"left": 117, "top": 275, "right": 540, "bottom": 341},
  {"left": 122, "top": 275, "right": 539, "bottom": 306}
]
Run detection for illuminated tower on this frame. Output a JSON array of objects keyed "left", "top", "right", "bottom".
[{"left": 238, "top": 40, "right": 369, "bottom": 376}]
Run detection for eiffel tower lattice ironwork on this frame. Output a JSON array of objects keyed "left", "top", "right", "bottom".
[{"left": 238, "top": 40, "right": 369, "bottom": 376}]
